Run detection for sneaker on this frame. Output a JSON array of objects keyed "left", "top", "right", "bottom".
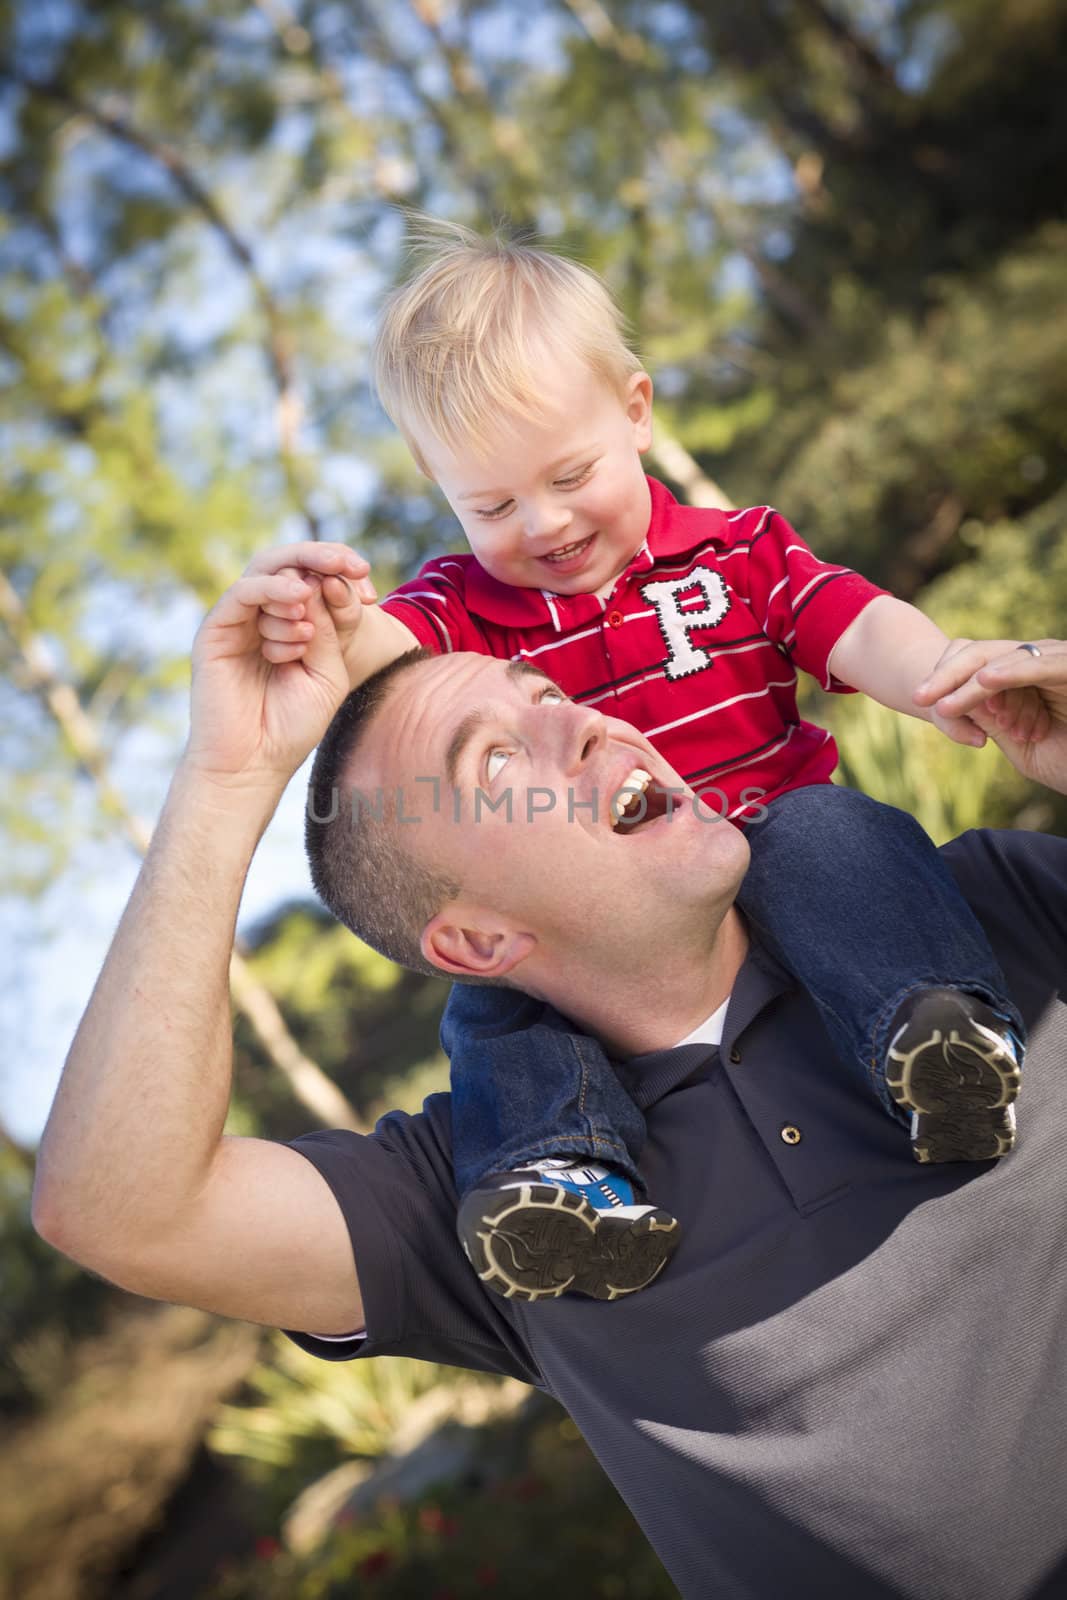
[
  {"left": 457, "top": 1159, "right": 680, "bottom": 1302},
  {"left": 884, "top": 988, "right": 1022, "bottom": 1164}
]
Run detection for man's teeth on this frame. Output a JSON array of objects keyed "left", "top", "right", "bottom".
[{"left": 612, "top": 767, "right": 652, "bottom": 829}]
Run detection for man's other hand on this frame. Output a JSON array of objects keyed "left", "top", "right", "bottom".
[{"left": 915, "top": 639, "right": 1067, "bottom": 795}]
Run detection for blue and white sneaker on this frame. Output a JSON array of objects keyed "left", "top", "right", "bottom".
[
  {"left": 457, "top": 1158, "right": 680, "bottom": 1302},
  {"left": 884, "top": 988, "right": 1023, "bottom": 1164}
]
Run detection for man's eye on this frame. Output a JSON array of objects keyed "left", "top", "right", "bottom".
[
  {"left": 539, "top": 687, "right": 565, "bottom": 705},
  {"left": 486, "top": 748, "right": 512, "bottom": 782}
]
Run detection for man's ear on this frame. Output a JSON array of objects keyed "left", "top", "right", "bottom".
[
  {"left": 420, "top": 913, "right": 536, "bottom": 980},
  {"left": 626, "top": 371, "right": 654, "bottom": 451}
]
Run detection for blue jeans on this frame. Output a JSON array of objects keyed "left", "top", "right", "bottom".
[{"left": 442, "top": 784, "right": 1025, "bottom": 1198}]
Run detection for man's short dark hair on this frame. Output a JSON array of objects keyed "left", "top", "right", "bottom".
[{"left": 305, "top": 649, "right": 461, "bottom": 978}]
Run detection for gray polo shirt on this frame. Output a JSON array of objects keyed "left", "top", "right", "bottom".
[{"left": 287, "top": 829, "right": 1067, "bottom": 1600}]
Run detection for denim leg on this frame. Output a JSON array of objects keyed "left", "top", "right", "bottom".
[
  {"left": 441, "top": 983, "right": 648, "bottom": 1199},
  {"left": 737, "top": 785, "right": 1026, "bottom": 1118}
]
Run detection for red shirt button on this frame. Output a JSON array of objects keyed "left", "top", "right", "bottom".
[{"left": 607, "top": 610, "right": 624, "bottom": 628}]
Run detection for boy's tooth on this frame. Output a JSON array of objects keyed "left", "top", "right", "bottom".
[{"left": 546, "top": 536, "right": 589, "bottom": 560}]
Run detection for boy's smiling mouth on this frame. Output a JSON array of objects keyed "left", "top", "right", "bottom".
[{"left": 540, "top": 534, "right": 596, "bottom": 569}]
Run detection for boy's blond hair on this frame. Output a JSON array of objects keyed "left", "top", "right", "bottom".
[{"left": 372, "top": 217, "right": 643, "bottom": 473}]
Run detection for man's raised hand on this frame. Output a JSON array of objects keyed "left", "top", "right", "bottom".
[
  {"left": 253, "top": 540, "right": 419, "bottom": 691},
  {"left": 184, "top": 565, "right": 351, "bottom": 794},
  {"left": 251, "top": 540, "right": 380, "bottom": 686}
]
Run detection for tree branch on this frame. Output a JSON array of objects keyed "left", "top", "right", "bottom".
[
  {"left": 400, "top": 0, "right": 541, "bottom": 218},
  {"left": 789, "top": 0, "right": 902, "bottom": 102},
  {"left": 556, "top": 0, "right": 649, "bottom": 62},
  {"left": 0, "top": 59, "right": 318, "bottom": 537},
  {"left": 646, "top": 431, "right": 734, "bottom": 511},
  {"left": 546, "top": 6, "right": 825, "bottom": 339}
]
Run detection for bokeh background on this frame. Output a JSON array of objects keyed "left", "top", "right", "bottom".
[{"left": 2, "top": 1, "right": 1066, "bottom": 1595}]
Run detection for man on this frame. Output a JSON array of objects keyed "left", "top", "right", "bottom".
[{"left": 33, "top": 546, "right": 1067, "bottom": 1599}]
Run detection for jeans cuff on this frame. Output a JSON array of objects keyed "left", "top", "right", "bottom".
[{"left": 466, "top": 1133, "right": 643, "bottom": 1195}]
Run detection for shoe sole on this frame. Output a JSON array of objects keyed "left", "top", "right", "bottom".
[
  {"left": 457, "top": 1181, "right": 680, "bottom": 1302},
  {"left": 885, "top": 1015, "right": 1021, "bottom": 1164}
]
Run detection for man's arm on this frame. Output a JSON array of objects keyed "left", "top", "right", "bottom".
[
  {"left": 828, "top": 595, "right": 1049, "bottom": 748},
  {"left": 32, "top": 565, "right": 364, "bottom": 1336}
]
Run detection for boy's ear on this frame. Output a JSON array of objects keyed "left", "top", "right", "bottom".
[
  {"left": 626, "top": 371, "right": 654, "bottom": 450},
  {"left": 420, "top": 913, "right": 536, "bottom": 980}
]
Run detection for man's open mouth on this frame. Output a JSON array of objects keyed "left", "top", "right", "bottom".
[{"left": 610, "top": 767, "right": 672, "bottom": 834}]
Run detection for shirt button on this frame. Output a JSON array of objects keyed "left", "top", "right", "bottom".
[
  {"left": 606, "top": 610, "right": 624, "bottom": 628},
  {"left": 728, "top": 1046, "right": 742, "bottom": 1064},
  {"left": 780, "top": 1124, "right": 802, "bottom": 1146}
]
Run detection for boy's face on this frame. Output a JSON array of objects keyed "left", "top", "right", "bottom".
[{"left": 415, "top": 354, "right": 654, "bottom": 596}]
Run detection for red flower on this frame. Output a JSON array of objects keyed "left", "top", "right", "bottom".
[
  {"left": 254, "top": 1536, "right": 281, "bottom": 1561},
  {"left": 359, "top": 1548, "right": 394, "bottom": 1578}
]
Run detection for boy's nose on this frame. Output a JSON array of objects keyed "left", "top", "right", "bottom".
[{"left": 521, "top": 498, "right": 572, "bottom": 544}]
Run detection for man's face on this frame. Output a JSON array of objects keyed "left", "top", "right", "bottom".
[
  {"left": 355, "top": 654, "right": 750, "bottom": 982},
  {"left": 415, "top": 353, "right": 654, "bottom": 598}
]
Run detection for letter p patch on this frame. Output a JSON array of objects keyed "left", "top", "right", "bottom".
[{"left": 641, "top": 566, "right": 730, "bottom": 680}]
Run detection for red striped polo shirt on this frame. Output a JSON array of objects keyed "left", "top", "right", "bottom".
[{"left": 381, "top": 477, "right": 887, "bottom": 821}]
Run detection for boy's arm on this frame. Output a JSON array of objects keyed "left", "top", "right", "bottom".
[
  {"left": 827, "top": 595, "right": 1048, "bottom": 748},
  {"left": 828, "top": 596, "right": 954, "bottom": 717},
  {"left": 321, "top": 584, "right": 422, "bottom": 687}
]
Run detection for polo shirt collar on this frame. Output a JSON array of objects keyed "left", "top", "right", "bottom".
[
  {"left": 613, "top": 937, "right": 794, "bottom": 1112},
  {"left": 457, "top": 477, "right": 725, "bottom": 633}
]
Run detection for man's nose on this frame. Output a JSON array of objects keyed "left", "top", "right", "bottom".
[{"left": 557, "top": 700, "right": 607, "bottom": 775}]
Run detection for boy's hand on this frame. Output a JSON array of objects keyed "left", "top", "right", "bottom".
[
  {"left": 914, "top": 637, "right": 1052, "bottom": 749},
  {"left": 252, "top": 541, "right": 378, "bottom": 684}
]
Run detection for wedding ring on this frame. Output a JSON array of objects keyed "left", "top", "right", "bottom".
[{"left": 1017, "top": 643, "right": 1042, "bottom": 657}]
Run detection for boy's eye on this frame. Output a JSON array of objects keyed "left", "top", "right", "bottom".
[
  {"left": 555, "top": 463, "right": 593, "bottom": 489},
  {"left": 539, "top": 686, "right": 565, "bottom": 705},
  {"left": 486, "top": 748, "right": 512, "bottom": 782},
  {"left": 475, "top": 499, "right": 514, "bottom": 521}
]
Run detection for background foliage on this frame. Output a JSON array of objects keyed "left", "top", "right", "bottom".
[{"left": 2, "top": 0, "right": 1065, "bottom": 1594}]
